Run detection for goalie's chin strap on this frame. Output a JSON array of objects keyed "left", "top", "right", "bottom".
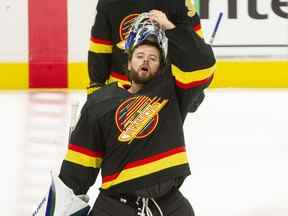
[{"left": 136, "top": 197, "right": 164, "bottom": 216}]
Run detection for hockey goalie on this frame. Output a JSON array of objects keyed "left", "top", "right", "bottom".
[{"left": 32, "top": 173, "right": 90, "bottom": 216}]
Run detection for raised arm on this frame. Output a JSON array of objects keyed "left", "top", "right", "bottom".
[
  {"left": 167, "top": 26, "right": 215, "bottom": 119},
  {"left": 149, "top": 9, "right": 215, "bottom": 119}
]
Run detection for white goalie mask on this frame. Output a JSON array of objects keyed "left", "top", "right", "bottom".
[{"left": 125, "top": 12, "right": 168, "bottom": 59}]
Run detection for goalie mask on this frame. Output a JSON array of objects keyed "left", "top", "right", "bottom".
[{"left": 125, "top": 12, "right": 168, "bottom": 60}]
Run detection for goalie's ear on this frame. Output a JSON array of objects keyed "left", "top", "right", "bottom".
[{"left": 32, "top": 172, "right": 90, "bottom": 216}]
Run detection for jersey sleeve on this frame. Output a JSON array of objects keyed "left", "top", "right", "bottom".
[
  {"left": 170, "top": 0, "right": 204, "bottom": 39},
  {"left": 88, "top": 0, "right": 112, "bottom": 88},
  {"left": 165, "top": 26, "right": 216, "bottom": 120},
  {"left": 59, "top": 103, "right": 105, "bottom": 195}
]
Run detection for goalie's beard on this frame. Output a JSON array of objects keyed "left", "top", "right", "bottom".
[{"left": 128, "top": 66, "right": 161, "bottom": 84}]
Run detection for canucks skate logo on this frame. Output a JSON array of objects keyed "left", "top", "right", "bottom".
[
  {"left": 117, "top": 13, "right": 139, "bottom": 49},
  {"left": 115, "top": 96, "right": 168, "bottom": 143}
]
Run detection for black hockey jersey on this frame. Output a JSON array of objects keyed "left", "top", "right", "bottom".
[
  {"left": 88, "top": 0, "right": 205, "bottom": 94},
  {"left": 60, "top": 25, "right": 216, "bottom": 195}
]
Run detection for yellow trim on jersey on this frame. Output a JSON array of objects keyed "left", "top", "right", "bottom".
[
  {"left": 89, "top": 41, "right": 112, "bottom": 54},
  {"left": 87, "top": 86, "right": 101, "bottom": 95},
  {"left": 195, "top": 29, "right": 204, "bottom": 38},
  {"left": 65, "top": 149, "right": 102, "bottom": 168},
  {"left": 101, "top": 152, "right": 188, "bottom": 189},
  {"left": 172, "top": 64, "right": 216, "bottom": 84},
  {"left": 107, "top": 76, "right": 131, "bottom": 85}
]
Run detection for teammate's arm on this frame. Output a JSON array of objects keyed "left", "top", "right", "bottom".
[{"left": 88, "top": 0, "right": 112, "bottom": 94}]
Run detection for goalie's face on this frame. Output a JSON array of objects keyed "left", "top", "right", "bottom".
[{"left": 128, "top": 44, "right": 161, "bottom": 84}]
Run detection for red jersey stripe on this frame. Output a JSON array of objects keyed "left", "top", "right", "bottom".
[
  {"left": 175, "top": 75, "right": 213, "bottom": 89},
  {"left": 103, "top": 146, "right": 185, "bottom": 182},
  {"left": 68, "top": 144, "right": 103, "bottom": 158},
  {"left": 91, "top": 36, "right": 113, "bottom": 45},
  {"left": 110, "top": 71, "right": 129, "bottom": 81}
]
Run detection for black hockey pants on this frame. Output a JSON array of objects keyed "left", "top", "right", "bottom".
[{"left": 88, "top": 189, "right": 194, "bottom": 216}]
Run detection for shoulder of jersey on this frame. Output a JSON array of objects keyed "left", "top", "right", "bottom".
[{"left": 98, "top": 0, "right": 122, "bottom": 6}]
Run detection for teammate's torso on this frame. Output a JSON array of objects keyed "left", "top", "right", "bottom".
[
  {"left": 103, "top": 0, "right": 182, "bottom": 43},
  {"left": 100, "top": 0, "right": 187, "bottom": 81}
]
